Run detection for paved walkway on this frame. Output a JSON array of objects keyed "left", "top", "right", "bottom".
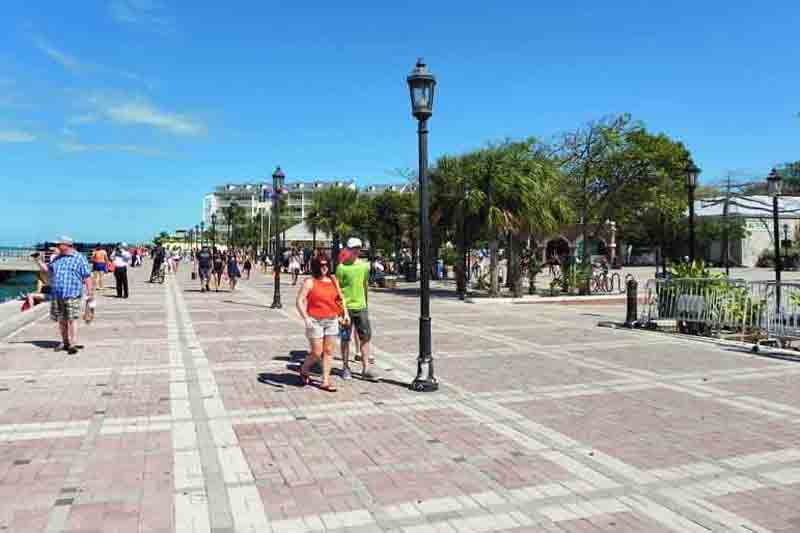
[{"left": 1, "top": 263, "right": 799, "bottom": 532}]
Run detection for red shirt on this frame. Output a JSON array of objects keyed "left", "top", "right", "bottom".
[{"left": 306, "top": 277, "right": 340, "bottom": 319}]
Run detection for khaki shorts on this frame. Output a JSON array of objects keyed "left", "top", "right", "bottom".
[
  {"left": 50, "top": 298, "right": 82, "bottom": 322},
  {"left": 306, "top": 317, "right": 339, "bottom": 340}
]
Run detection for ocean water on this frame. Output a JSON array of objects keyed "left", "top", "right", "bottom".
[{"left": 0, "top": 272, "right": 37, "bottom": 303}]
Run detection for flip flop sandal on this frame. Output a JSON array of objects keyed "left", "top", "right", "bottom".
[
  {"left": 299, "top": 371, "right": 311, "bottom": 386},
  {"left": 318, "top": 383, "right": 337, "bottom": 392}
]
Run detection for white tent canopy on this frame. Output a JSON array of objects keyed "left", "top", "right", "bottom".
[{"left": 282, "top": 221, "right": 332, "bottom": 245}]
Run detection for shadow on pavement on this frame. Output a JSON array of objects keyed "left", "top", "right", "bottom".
[
  {"left": 257, "top": 371, "right": 307, "bottom": 388},
  {"left": 272, "top": 350, "right": 307, "bottom": 363},
  {"left": 377, "top": 287, "right": 462, "bottom": 300},
  {"left": 221, "top": 300, "right": 270, "bottom": 309},
  {"left": 723, "top": 346, "right": 800, "bottom": 363},
  {"left": 9, "top": 340, "right": 61, "bottom": 349},
  {"left": 373, "top": 376, "right": 412, "bottom": 390}
]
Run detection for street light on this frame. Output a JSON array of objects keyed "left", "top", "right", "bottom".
[
  {"left": 200, "top": 221, "right": 205, "bottom": 248},
  {"left": 768, "top": 168, "right": 783, "bottom": 313},
  {"left": 407, "top": 58, "right": 438, "bottom": 392},
  {"left": 686, "top": 160, "right": 700, "bottom": 264},
  {"left": 194, "top": 225, "right": 199, "bottom": 250},
  {"left": 271, "top": 166, "right": 286, "bottom": 309},
  {"left": 210, "top": 215, "right": 216, "bottom": 249}
]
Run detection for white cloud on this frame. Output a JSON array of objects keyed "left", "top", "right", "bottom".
[
  {"left": 109, "top": 0, "right": 172, "bottom": 27},
  {"left": 0, "top": 130, "right": 36, "bottom": 143},
  {"left": 89, "top": 96, "right": 206, "bottom": 136},
  {"left": 34, "top": 37, "right": 85, "bottom": 72},
  {"left": 33, "top": 35, "right": 153, "bottom": 88},
  {"left": 58, "top": 139, "right": 163, "bottom": 157}
]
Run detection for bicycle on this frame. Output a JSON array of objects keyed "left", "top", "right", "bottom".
[{"left": 590, "top": 271, "right": 623, "bottom": 293}]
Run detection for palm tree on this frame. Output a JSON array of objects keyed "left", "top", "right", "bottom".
[{"left": 305, "top": 186, "right": 359, "bottom": 270}]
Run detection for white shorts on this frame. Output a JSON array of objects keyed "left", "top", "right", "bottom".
[{"left": 306, "top": 317, "right": 339, "bottom": 339}]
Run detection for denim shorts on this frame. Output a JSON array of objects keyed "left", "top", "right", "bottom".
[{"left": 306, "top": 317, "right": 339, "bottom": 339}]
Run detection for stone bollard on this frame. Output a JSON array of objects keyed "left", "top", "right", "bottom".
[{"left": 625, "top": 278, "right": 638, "bottom": 327}]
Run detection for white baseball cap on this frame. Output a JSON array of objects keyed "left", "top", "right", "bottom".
[
  {"left": 347, "top": 237, "right": 363, "bottom": 248},
  {"left": 56, "top": 236, "right": 74, "bottom": 245}
]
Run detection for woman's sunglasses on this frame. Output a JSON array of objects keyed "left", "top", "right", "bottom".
[{"left": 320, "top": 262, "right": 329, "bottom": 267}]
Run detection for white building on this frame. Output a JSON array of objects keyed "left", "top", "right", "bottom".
[
  {"left": 694, "top": 196, "right": 800, "bottom": 267},
  {"left": 202, "top": 179, "right": 415, "bottom": 231}
]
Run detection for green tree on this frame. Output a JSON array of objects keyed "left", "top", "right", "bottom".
[
  {"left": 557, "top": 114, "right": 692, "bottom": 271},
  {"left": 305, "top": 187, "right": 360, "bottom": 270}
]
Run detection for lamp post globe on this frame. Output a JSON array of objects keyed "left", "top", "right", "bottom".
[
  {"left": 407, "top": 58, "right": 438, "bottom": 393},
  {"left": 270, "top": 166, "right": 286, "bottom": 310},
  {"left": 685, "top": 160, "right": 700, "bottom": 264}
]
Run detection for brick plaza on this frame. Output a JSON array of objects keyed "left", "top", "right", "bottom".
[{"left": 1, "top": 266, "right": 799, "bottom": 532}]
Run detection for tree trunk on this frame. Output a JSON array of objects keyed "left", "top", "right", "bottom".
[
  {"left": 456, "top": 219, "right": 466, "bottom": 295},
  {"left": 506, "top": 232, "right": 514, "bottom": 289},
  {"left": 510, "top": 233, "right": 523, "bottom": 298},
  {"left": 331, "top": 233, "right": 340, "bottom": 273},
  {"left": 489, "top": 234, "right": 499, "bottom": 297}
]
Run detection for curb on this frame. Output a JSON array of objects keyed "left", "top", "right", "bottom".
[
  {"left": 465, "top": 295, "right": 630, "bottom": 305},
  {"left": 596, "top": 320, "right": 800, "bottom": 361},
  {"left": 0, "top": 303, "right": 49, "bottom": 339}
]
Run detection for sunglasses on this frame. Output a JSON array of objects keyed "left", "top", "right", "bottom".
[{"left": 320, "top": 262, "right": 329, "bottom": 267}]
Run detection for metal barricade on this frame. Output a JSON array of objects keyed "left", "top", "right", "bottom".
[
  {"left": 751, "top": 281, "right": 800, "bottom": 349},
  {"left": 641, "top": 277, "right": 765, "bottom": 337}
]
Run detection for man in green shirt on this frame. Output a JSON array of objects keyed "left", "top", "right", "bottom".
[{"left": 337, "top": 238, "right": 376, "bottom": 381}]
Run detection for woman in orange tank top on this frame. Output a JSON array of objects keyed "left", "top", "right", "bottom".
[{"left": 295, "top": 253, "right": 349, "bottom": 391}]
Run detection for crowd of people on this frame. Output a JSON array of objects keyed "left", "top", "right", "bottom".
[{"left": 19, "top": 235, "right": 379, "bottom": 392}]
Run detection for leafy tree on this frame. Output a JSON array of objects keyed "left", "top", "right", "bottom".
[
  {"left": 305, "top": 187, "right": 360, "bottom": 270},
  {"left": 556, "top": 114, "right": 692, "bottom": 271}
]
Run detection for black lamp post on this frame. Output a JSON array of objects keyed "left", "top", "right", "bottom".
[
  {"left": 407, "top": 58, "right": 438, "bottom": 392},
  {"left": 768, "top": 168, "right": 783, "bottom": 313},
  {"left": 210, "top": 215, "right": 216, "bottom": 249},
  {"left": 194, "top": 225, "right": 199, "bottom": 250},
  {"left": 686, "top": 160, "right": 700, "bottom": 264},
  {"left": 271, "top": 166, "right": 286, "bottom": 309}
]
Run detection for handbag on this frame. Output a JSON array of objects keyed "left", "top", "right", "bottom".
[{"left": 331, "top": 276, "right": 346, "bottom": 317}]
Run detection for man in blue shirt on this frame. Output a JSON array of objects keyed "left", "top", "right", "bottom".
[{"left": 49, "top": 236, "right": 93, "bottom": 354}]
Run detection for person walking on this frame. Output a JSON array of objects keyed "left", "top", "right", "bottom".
[
  {"left": 243, "top": 256, "right": 252, "bottom": 279},
  {"left": 196, "top": 246, "right": 212, "bottom": 292},
  {"left": 337, "top": 238, "right": 376, "bottom": 381},
  {"left": 111, "top": 243, "right": 131, "bottom": 298},
  {"left": 212, "top": 249, "right": 225, "bottom": 291},
  {"left": 150, "top": 243, "right": 165, "bottom": 282},
  {"left": 296, "top": 254, "right": 348, "bottom": 392},
  {"left": 289, "top": 250, "right": 302, "bottom": 286},
  {"left": 227, "top": 251, "right": 241, "bottom": 291},
  {"left": 171, "top": 249, "right": 182, "bottom": 274},
  {"left": 49, "top": 237, "right": 93, "bottom": 354},
  {"left": 91, "top": 246, "right": 109, "bottom": 291}
]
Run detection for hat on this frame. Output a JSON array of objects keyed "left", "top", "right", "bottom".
[
  {"left": 346, "top": 237, "right": 363, "bottom": 248},
  {"left": 56, "top": 236, "right": 74, "bottom": 245}
]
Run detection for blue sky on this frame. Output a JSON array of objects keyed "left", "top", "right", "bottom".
[{"left": 1, "top": 0, "right": 798, "bottom": 245}]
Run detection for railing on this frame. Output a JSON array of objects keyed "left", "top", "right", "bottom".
[
  {"left": 641, "top": 277, "right": 764, "bottom": 337},
  {"left": 641, "top": 277, "right": 800, "bottom": 348},
  {"left": 0, "top": 248, "right": 37, "bottom": 261}
]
